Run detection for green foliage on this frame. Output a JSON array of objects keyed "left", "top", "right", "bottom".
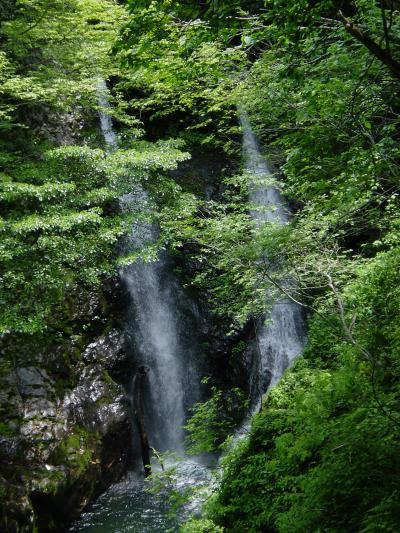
[
  {"left": 2, "top": 0, "right": 400, "bottom": 530},
  {"left": 0, "top": 140, "right": 190, "bottom": 334},
  {"left": 0, "top": 0, "right": 127, "bottom": 127},
  {"left": 145, "top": 451, "right": 211, "bottom": 525},
  {"left": 185, "top": 382, "right": 249, "bottom": 454},
  {"left": 113, "top": 0, "right": 251, "bottom": 149},
  {"left": 131, "top": 2, "right": 400, "bottom": 532},
  {"left": 0, "top": 0, "right": 195, "bottom": 336},
  {"left": 0, "top": 0, "right": 121, "bottom": 335},
  {"left": 208, "top": 352, "right": 400, "bottom": 531},
  {"left": 160, "top": 173, "right": 285, "bottom": 329},
  {"left": 52, "top": 426, "right": 97, "bottom": 477},
  {"left": 203, "top": 237, "right": 400, "bottom": 531},
  {"left": 180, "top": 518, "right": 224, "bottom": 533}
]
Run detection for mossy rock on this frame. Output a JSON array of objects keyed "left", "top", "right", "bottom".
[{"left": 51, "top": 427, "right": 99, "bottom": 479}]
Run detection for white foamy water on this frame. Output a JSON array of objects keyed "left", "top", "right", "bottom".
[
  {"left": 97, "top": 79, "right": 202, "bottom": 453},
  {"left": 96, "top": 78, "right": 118, "bottom": 149},
  {"left": 122, "top": 230, "right": 187, "bottom": 451}
]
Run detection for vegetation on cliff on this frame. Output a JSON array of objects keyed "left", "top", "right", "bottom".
[
  {"left": 0, "top": 0, "right": 195, "bottom": 337},
  {"left": 0, "top": 1, "right": 193, "bottom": 529}
]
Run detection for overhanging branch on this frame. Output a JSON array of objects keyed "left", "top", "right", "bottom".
[{"left": 337, "top": 10, "right": 400, "bottom": 80}]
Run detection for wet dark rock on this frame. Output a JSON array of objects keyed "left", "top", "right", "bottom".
[
  {"left": 191, "top": 302, "right": 257, "bottom": 393},
  {"left": 14, "top": 367, "right": 54, "bottom": 399},
  {"left": 23, "top": 398, "right": 56, "bottom": 420},
  {"left": 0, "top": 281, "right": 133, "bottom": 532},
  {"left": 64, "top": 369, "right": 130, "bottom": 435},
  {"left": 0, "top": 436, "right": 21, "bottom": 464},
  {"left": 172, "top": 147, "right": 236, "bottom": 201},
  {"left": 27, "top": 401, "right": 132, "bottom": 532},
  {"left": 0, "top": 475, "right": 35, "bottom": 533},
  {"left": 81, "top": 329, "right": 133, "bottom": 383}
]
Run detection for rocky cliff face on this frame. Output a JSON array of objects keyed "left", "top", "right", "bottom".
[{"left": 0, "top": 281, "right": 134, "bottom": 532}]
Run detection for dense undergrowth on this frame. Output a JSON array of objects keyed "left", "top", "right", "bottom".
[{"left": 206, "top": 248, "right": 400, "bottom": 532}]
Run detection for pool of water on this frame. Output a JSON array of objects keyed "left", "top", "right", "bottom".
[{"left": 69, "top": 460, "right": 211, "bottom": 533}]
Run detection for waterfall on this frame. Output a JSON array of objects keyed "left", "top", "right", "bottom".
[
  {"left": 122, "top": 226, "right": 187, "bottom": 451},
  {"left": 96, "top": 78, "right": 118, "bottom": 149},
  {"left": 70, "top": 90, "right": 304, "bottom": 533},
  {"left": 97, "top": 79, "right": 200, "bottom": 454},
  {"left": 68, "top": 81, "right": 208, "bottom": 533},
  {"left": 240, "top": 111, "right": 306, "bottom": 401}
]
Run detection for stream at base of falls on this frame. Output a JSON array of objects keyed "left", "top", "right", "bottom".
[{"left": 70, "top": 460, "right": 211, "bottom": 533}]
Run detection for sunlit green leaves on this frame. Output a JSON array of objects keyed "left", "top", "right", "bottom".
[
  {"left": 0, "top": 135, "right": 191, "bottom": 335},
  {"left": 185, "top": 382, "right": 249, "bottom": 454}
]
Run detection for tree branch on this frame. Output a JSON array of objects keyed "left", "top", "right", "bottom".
[{"left": 337, "top": 10, "right": 400, "bottom": 80}]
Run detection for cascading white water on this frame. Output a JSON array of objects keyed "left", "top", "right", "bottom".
[
  {"left": 241, "top": 112, "right": 289, "bottom": 226},
  {"left": 96, "top": 79, "right": 199, "bottom": 453},
  {"left": 97, "top": 79, "right": 118, "bottom": 149},
  {"left": 240, "top": 111, "right": 306, "bottom": 401},
  {"left": 122, "top": 221, "right": 186, "bottom": 451}
]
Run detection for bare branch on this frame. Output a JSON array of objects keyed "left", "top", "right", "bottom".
[{"left": 337, "top": 10, "right": 400, "bottom": 80}]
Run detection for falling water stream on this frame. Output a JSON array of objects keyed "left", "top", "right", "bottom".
[
  {"left": 96, "top": 79, "right": 201, "bottom": 452},
  {"left": 70, "top": 88, "right": 305, "bottom": 532},
  {"left": 240, "top": 111, "right": 306, "bottom": 405},
  {"left": 70, "top": 80, "right": 208, "bottom": 533}
]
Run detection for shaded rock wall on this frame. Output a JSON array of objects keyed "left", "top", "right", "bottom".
[
  {"left": 0, "top": 282, "right": 134, "bottom": 532},
  {"left": 169, "top": 148, "right": 259, "bottom": 398}
]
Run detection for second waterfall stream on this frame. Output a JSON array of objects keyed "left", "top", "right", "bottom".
[
  {"left": 240, "top": 111, "right": 306, "bottom": 406},
  {"left": 70, "top": 85, "right": 305, "bottom": 532}
]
